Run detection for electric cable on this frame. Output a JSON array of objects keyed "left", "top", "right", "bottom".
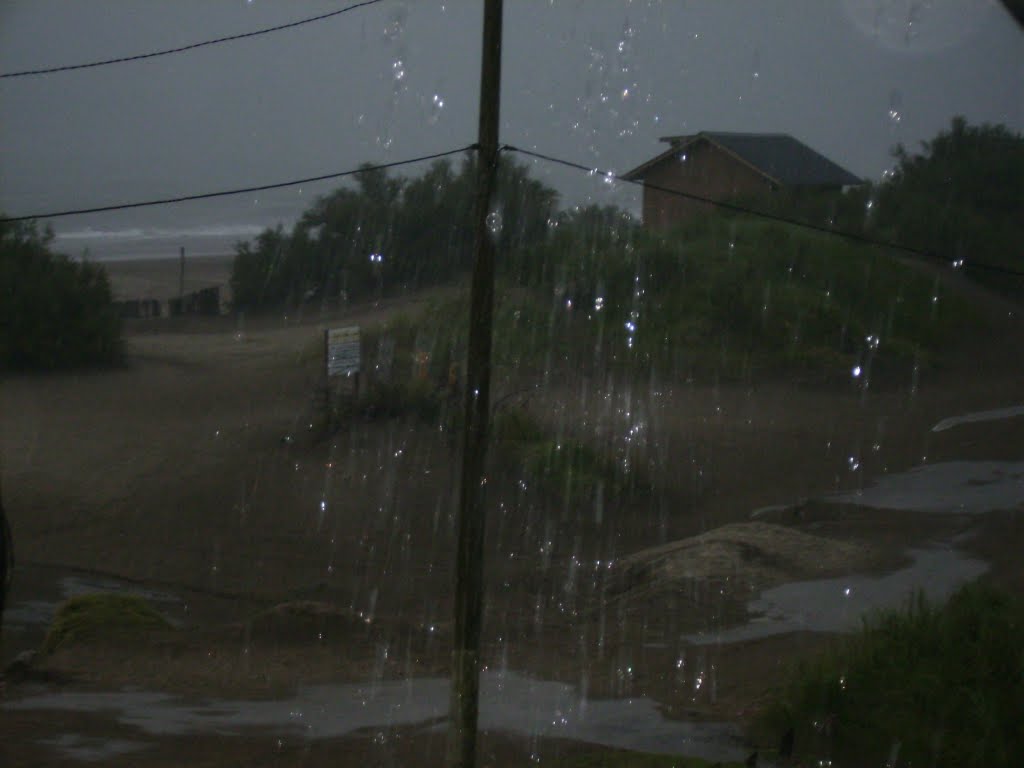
[
  {"left": 0, "top": 146, "right": 478, "bottom": 223},
  {"left": 1, "top": 0, "right": 384, "bottom": 79}
]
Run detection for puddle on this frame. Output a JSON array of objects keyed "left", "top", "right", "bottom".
[
  {"left": 38, "top": 733, "right": 148, "bottom": 763},
  {"left": 5, "top": 671, "right": 748, "bottom": 763},
  {"left": 60, "top": 575, "right": 183, "bottom": 607},
  {"left": 931, "top": 405, "right": 1024, "bottom": 433},
  {"left": 829, "top": 460, "right": 1024, "bottom": 514},
  {"left": 685, "top": 546, "right": 988, "bottom": 645}
]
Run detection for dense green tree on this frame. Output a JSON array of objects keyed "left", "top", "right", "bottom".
[
  {"left": 230, "top": 154, "right": 559, "bottom": 310},
  {"left": 1, "top": 219, "right": 121, "bottom": 371},
  {"left": 876, "top": 116, "right": 1024, "bottom": 273},
  {"left": 230, "top": 225, "right": 289, "bottom": 309}
]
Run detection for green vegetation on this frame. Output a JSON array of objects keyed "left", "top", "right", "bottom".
[
  {"left": 1, "top": 220, "right": 122, "bottom": 371},
  {"left": 877, "top": 117, "right": 1024, "bottom": 295},
  {"left": 355, "top": 217, "right": 965, "bottom": 389},
  {"left": 42, "top": 593, "right": 172, "bottom": 654},
  {"left": 235, "top": 125, "right": 1014, "bottom": 385},
  {"left": 339, "top": 295, "right": 467, "bottom": 425},
  {"left": 230, "top": 155, "right": 555, "bottom": 310},
  {"left": 758, "top": 582, "right": 1024, "bottom": 767},
  {"left": 526, "top": 209, "right": 964, "bottom": 381},
  {"left": 493, "top": 406, "right": 644, "bottom": 502}
]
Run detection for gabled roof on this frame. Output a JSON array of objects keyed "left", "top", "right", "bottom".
[{"left": 622, "top": 131, "right": 863, "bottom": 187}]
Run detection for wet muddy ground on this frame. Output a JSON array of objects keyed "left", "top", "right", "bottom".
[{"left": 2, "top": 277, "right": 1021, "bottom": 765}]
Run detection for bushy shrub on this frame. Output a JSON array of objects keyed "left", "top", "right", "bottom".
[
  {"left": 760, "top": 582, "right": 1024, "bottom": 766},
  {"left": 1, "top": 220, "right": 122, "bottom": 371},
  {"left": 522, "top": 213, "right": 966, "bottom": 381}
]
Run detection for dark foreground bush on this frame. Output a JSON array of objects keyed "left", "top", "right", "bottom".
[
  {"left": 1, "top": 220, "right": 122, "bottom": 371},
  {"left": 759, "top": 582, "right": 1024, "bottom": 766}
]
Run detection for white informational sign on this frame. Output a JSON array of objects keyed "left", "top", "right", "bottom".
[{"left": 326, "top": 326, "right": 360, "bottom": 377}]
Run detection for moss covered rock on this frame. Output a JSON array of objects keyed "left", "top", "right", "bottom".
[{"left": 42, "top": 593, "right": 172, "bottom": 654}]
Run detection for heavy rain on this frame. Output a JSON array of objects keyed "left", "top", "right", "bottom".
[{"left": 2, "top": 2, "right": 1023, "bottom": 766}]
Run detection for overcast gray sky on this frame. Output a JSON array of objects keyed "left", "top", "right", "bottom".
[{"left": 1, "top": 0, "right": 1021, "bottom": 258}]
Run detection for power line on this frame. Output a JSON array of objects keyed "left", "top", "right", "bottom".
[
  {"left": 0, "top": 0, "right": 384, "bottom": 79},
  {"left": 502, "top": 144, "right": 1024, "bottom": 279},
  {"left": 0, "top": 146, "right": 477, "bottom": 223}
]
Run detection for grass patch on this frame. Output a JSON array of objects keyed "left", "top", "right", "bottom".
[
  {"left": 757, "top": 581, "right": 1024, "bottom": 767},
  {"left": 517, "top": 215, "right": 985, "bottom": 382},
  {"left": 346, "top": 219, "right": 975, "bottom": 388},
  {"left": 42, "top": 593, "right": 172, "bottom": 654},
  {"left": 355, "top": 378, "right": 447, "bottom": 422},
  {"left": 492, "top": 407, "right": 646, "bottom": 503}
]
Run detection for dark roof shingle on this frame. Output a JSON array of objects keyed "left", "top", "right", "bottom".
[{"left": 625, "top": 132, "right": 863, "bottom": 187}]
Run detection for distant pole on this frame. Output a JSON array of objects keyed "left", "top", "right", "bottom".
[
  {"left": 0, "top": 470, "right": 10, "bottom": 645},
  {"left": 446, "top": 1, "right": 502, "bottom": 767},
  {"left": 178, "top": 246, "right": 185, "bottom": 304}
]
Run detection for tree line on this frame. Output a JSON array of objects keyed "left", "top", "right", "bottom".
[
  {"left": 230, "top": 117, "right": 1024, "bottom": 313},
  {"left": 1, "top": 117, "right": 1020, "bottom": 371},
  {"left": 1, "top": 220, "right": 121, "bottom": 372},
  {"left": 229, "top": 154, "right": 557, "bottom": 310}
]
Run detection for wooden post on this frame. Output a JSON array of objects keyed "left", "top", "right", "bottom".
[
  {"left": 179, "top": 246, "right": 185, "bottom": 305},
  {"left": 446, "top": 2, "right": 503, "bottom": 767},
  {"left": 323, "top": 328, "right": 332, "bottom": 430},
  {"left": 0, "top": 471, "right": 10, "bottom": 644}
]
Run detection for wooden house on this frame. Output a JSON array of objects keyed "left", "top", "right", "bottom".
[{"left": 622, "top": 132, "right": 863, "bottom": 231}]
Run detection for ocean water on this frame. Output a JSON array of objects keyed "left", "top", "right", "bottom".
[{"left": 55, "top": 225, "right": 266, "bottom": 262}]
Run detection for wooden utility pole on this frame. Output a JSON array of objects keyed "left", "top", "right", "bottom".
[
  {"left": 446, "top": 1, "right": 503, "bottom": 767},
  {"left": 178, "top": 246, "right": 185, "bottom": 305}
]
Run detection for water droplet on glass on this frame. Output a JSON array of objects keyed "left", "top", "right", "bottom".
[
  {"left": 428, "top": 93, "right": 445, "bottom": 125},
  {"left": 486, "top": 210, "right": 503, "bottom": 235},
  {"left": 382, "top": 7, "right": 407, "bottom": 42},
  {"left": 888, "top": 89, "right": 903, "bottom": 125}
]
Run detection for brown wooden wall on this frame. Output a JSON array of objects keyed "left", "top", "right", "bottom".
[{"left": 641, "top": 140, "right": 775, "bottom": 232}]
